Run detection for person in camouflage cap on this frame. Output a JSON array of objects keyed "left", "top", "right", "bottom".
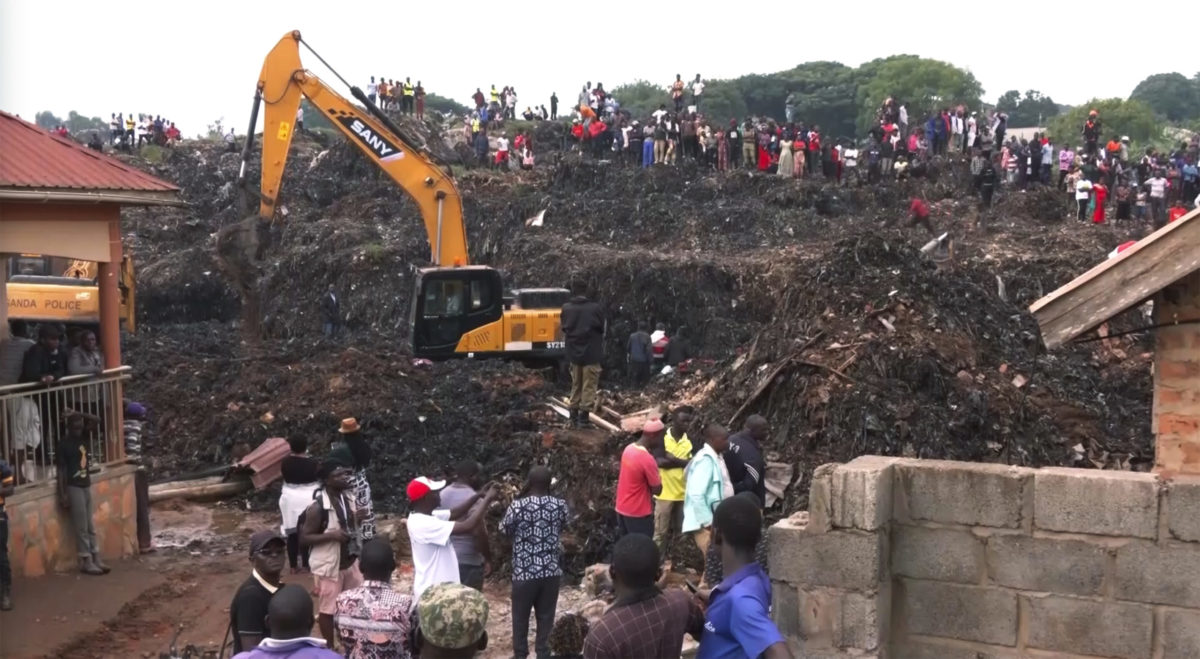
[{"left": 415, "top": 582, "right": 490, "bottom": 657}]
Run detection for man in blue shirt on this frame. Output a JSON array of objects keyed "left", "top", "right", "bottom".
[{"left": 697, "top": 493, "right": 791, "bottom": 659}]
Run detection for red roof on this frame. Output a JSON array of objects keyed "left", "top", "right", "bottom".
[{"left": 0, "top": 111, "right": 179, "bottom": 193}]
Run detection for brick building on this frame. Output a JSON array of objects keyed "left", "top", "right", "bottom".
[{"left": 0, "top": 111, "right": 180, "bottom": 575}]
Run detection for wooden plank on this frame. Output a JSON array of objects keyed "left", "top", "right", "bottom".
[
  {"left": 1030, "top": 207, "right": 1200, "bottom": 315},
  {"left": 1030, "top": 208, "right": 1200, "bottom": 349}
]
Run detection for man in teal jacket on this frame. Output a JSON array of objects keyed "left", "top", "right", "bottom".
[{"left": 682, "top": 424, "right": 733, "bottom": 559}]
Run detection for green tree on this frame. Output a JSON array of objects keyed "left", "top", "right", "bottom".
[
  {"left": 422, "top": 93, "right": 469, "bottom": 117},
  {"left": 609, "top": 80, "right": 672, "bottom": 119},
  {"left": 65, "top": 111, "right": 107, "bottom": 133},
  {"left": 1047, "top": 98, "right": 1159, "bottom": 147},
  {"left": 34, "top": 110, "right": 64, "bottom": 130},
  {"left": 855, "top": 55, "right": 984, "bottom": 132},
  {"left": 997, "top": 90, "right": 1059, "bottom": 127},
  {"left": 1129, "top": 72, "right": 1200, "bottom": 122}
]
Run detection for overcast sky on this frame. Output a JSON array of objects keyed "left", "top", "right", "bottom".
[{"left": 3, "top": 0, "right": 1198, "bottom": 136}]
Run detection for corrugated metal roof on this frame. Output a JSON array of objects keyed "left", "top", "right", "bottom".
[
  {"left": 0, "top": 111, "right": 180, "bottom": 193},
  {"left": 237, "top": 437, "right": 292, "bottom": 490}
]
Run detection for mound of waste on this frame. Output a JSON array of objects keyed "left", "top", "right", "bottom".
[{"left": 117, "top": 122, "right": 1153, "bottom": 573}]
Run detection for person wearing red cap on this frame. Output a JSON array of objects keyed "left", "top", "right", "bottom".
[
  {"left": 615, "top": 419, "right": 665, "bottom": 538},
  {"left": 407, "top": 475, "right": 499, "bottom": 600}
]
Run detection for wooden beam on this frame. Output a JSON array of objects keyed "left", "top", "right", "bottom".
[{"left": 1030, "top": 207, "right": 1200, "bottom": 349}]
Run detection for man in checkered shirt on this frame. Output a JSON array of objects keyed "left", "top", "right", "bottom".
[{"left": 583, "top": 534, "right": 704, "bottom": 658}]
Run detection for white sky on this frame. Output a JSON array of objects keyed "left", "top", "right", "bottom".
[{"left": 2, "top": 0, "right": 1198, "bottom": 137}]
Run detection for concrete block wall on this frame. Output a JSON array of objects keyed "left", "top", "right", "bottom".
[
  {"left": 768, "top": 457, "right": 1200, "bottom": 659},
  {"left": 4, "top": 464, "right": 139, "bottom": 577},
  {"left": 1154, "top": 270, "right": 1200, "bottom": 477}
]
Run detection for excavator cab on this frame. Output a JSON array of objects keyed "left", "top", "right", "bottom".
[{"left": 410, "top": 266, "right": 504, "bottom": 359}]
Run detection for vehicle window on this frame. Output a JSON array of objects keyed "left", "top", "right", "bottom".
[
  {"left": 12, "top": 255, "right": 51, "bottom": 276},
  {"left": 424, "top": 280, "right": 464, "bottom": 317},
  {"left": 469, "top": 279, "right": 492, "bottom": 311}
]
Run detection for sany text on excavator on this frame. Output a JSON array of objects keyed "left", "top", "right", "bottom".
[{"left": 221, "top": 30, "right": 566, "bottom": 360}]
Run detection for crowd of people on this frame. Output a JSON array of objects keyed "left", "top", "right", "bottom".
[
  {"left": 213, "top": 392, "right": 789, "bottom": 658},
  {"left": 367, "top": 77, "right": 427, "bottom": 120},
  {"left": 104, "top": 112, "right": 181, "bottom": 151}
]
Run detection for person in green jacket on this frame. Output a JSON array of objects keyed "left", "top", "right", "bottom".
[{"left": 682, "top": 424, "right": 733, "bottom": 560}]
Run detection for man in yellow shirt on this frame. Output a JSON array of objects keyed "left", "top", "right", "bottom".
[{"left": 652, "top": 406, "right": 694, "bottom": 557}]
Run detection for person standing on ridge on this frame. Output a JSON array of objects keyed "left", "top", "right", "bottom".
[{"left": 561, "top": 286, "right": 605, "bottom": 428}]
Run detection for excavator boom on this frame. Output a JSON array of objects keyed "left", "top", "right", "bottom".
[
  {"left": 229, "top": 31, "right": 566, "bottom": 359},
  {"left": 246, "top": 30, "right": 468, "bottom": 267}
]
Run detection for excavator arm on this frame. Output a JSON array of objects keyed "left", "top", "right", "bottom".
[{"left": 240, "top": 30, "right": 468, "bottom": 267}]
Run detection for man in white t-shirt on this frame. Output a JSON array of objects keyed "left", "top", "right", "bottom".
[
  {"left": 406, "top": 476, "right": 498, "bottom": 600},
  {"left": 691, "top": 75, "right": 705, "bottom": 109},
  {"left": 1147, "top": 172, "right": 1168, "bottom": 227}
]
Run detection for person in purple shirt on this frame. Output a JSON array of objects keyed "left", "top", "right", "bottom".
[{"left": 697, "top": 493, "right": 791, "bottom": 659}]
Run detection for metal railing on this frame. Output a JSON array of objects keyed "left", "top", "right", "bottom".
[{"left": 0, "top": 367, "right": 130, "bottom": 486}]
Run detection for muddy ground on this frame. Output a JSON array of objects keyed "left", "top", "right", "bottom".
[
  {"left": 2, "top": 502, "right": 604, "bottom": 659},
  {"left": 112, "top": 114, "right": 1155, "bottom": 574}
]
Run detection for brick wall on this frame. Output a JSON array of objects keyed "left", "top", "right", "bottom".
[
  {"left": 1154, "top": 271, "right": 1200, "bottom": 477},
  {"left": 768, "top": 457, "right": 1200, "bottom": 658},
  {"left": 4, "top": 464, "right": 139, "bottom": 577}
]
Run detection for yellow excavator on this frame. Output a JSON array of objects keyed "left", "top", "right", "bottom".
[
  {"left": 220, "top": 30, "right": 566, "bottom": 360},
  {"left": 6, "top": 254, "right": 137, "bottom": 331}
]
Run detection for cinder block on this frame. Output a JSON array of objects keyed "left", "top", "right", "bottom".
[
  {"left": 1025, "top": 595, "right": 1152, "bottom": 658},
  {"left": 769, "top": 519, "right": 884, "bottom": 591},
  {"left": 893, "top": 640, "right": 1018, "bottom": 659},
  {"left": 1162, "top": 609, "right": 1200, "bottom": 658},
  {"left": 891, "top": 525, "right": 983, "bottom": 584},
  {"left": 832, "top": 456, "right": 901, "bottom": 531},
  {"left": 895, "top": 461, "right": 1029, "bottom": 528},
  {"left": 986, "top": 534, "right": 1107, "bottom": 595},
  {"left": 772, "top": 581, "right": 802, "bottom": 639},
  {"left": 1115, "top": 541, "right": 1200, "bottom": 607},
  {"left": 795, "top": 587, "right": 840, "bottom": 649},
  {"left": 898, "top": 579, "right": 1017, "bottom": 646},
  {"left": 1033, "top": 467, "right": 1159, "bottom": 538},
  {"left": 841, "top": 591, "right": 885, "bottom": 650},
  {"left": 809, "top": 463, "right": 838, "bottom": 533},
  {"left": 1166, "top": 476, "right": 1200, "bottom": 541}
]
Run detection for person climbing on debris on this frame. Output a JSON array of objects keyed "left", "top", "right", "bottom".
[
  {"left": 977, "top": 158, "right": 998, "bottom": 211},
  {"left": 561, "top": 287, "right": 605, "bottom": 428},
  {"left": 626, "top": 321, "right": 652, "bottom": 387},
  {"left": 893, "top": 196, "right": 937, "bottom": 236},
  {"left": 320, "top": 284, "right": 341, "bottom": 338}
]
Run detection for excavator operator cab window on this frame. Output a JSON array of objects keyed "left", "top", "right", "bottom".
[
  {"left": 10, "top": 255, "right": 51, "bottom": 277},
  {"left": 411, "top": 268, "right": 505, "bottom": 359}
]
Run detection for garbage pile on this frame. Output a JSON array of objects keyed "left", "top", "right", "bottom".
[{"left": 115, "top": 123, "right": 1153, "bottom": 572}]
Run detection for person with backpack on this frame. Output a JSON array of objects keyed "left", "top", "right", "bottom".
[{"left": 299, "top": 457, "right": 362, "bottom": 648}]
